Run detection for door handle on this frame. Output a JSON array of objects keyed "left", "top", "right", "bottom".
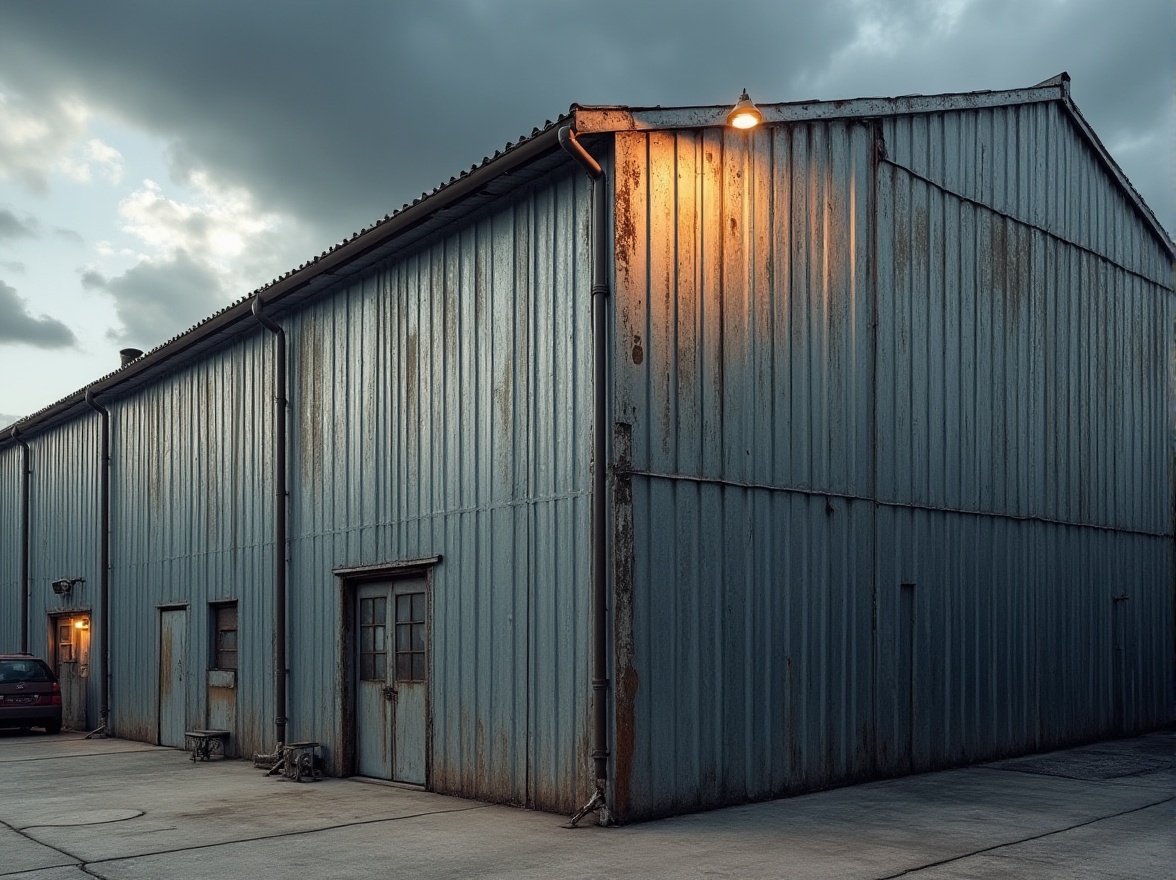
[{"left": 383, "top": 685, "right": 397, "bottom": 701}]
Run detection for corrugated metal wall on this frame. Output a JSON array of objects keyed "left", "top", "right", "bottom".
[
  {"left": 17, "top": 416, "right": 104, "bottom": 727},
  {"left": 1, "top": 164, "right": 593, "bottom": 813},
  {"left": 878, "top": 103, "right": 1172, "bottom": 530},
  {"left": 611, "top": 104, "right": 1173, "bottom": 820},
  {"left": 108, "top": 332, "right": 273, "bottom": 746},
  {"left": 610, "top": 121, "right": 878, "bottom": 817},
  {"left": 280, "top": 168, "right": 594, "bottom": 811},
  {"left": 872, "top": 100, "right": 1173, "bottom": 772}
]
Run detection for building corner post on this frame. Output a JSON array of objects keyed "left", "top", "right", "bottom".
[{"left": 559, "top": 125, "right": 614, "bottom": 827}]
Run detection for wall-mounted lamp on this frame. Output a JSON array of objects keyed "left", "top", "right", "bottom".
[
  {"left": 75, "top": 619, "right": 90, "bottom": 630},
  {"left": 727, "top": 89, "right": 762, "bottom": 130},
  {"left": 51, "top": 578, "right": 85, "bottom": 595}
]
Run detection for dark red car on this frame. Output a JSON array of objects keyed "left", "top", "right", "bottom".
[{"left": 0, "top": 654, "right": 62, "bottom": 734}]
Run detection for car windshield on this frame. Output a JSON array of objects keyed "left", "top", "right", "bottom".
[{"left": 0, "top": 660, "right": 54, "bottom": 683}]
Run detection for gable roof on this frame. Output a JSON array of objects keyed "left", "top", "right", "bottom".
[{"left": 2, "top": 73, "right": 1170, "bottom": 443}]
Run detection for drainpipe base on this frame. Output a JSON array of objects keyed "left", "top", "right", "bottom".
[{"left": 567, "top": 784, "right": 613, "bottom": 828}]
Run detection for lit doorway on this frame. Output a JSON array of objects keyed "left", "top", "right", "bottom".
[{"left": 49, "top": 613, "right": 90, "bottom": 730}]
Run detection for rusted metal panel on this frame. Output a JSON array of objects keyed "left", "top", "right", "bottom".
[
  {"left": 107, "top": 330, "right": 274, "bottom": 756},
  {"left": 610, "top": 105, "right": 1171, "bottom": 821},
  {"left": 270, "top": 164, "right": 593, "bottom": 811},
  {"left": 612, "top": 121, "right": 876, "bottom": 495},
  {"left": 876, "top": 103, "right": 1173, "bottom": 534},
  {"left": 611, "top": 121, "right": 878, "bottom": 820},
  {"left": 881, "top": 102, "right": 1170, "bottom": 288}
]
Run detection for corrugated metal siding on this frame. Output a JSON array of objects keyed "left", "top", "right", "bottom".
[
  {"left": 0, "top": 445, "right": 20, "bottom": 649},
  {"left": 881, "top": 103, "right": 1171, "bottom": 287},
  {"left": 874, "top": 507, "right": 1171, "bottom": 773},
  {"left": 278, "top": 166, "right": 593, "bottom": 812},
  {"left": 625, "top": 484, "right": 874, "bottom": 815},
  {"left": 109, "top": 333, "right": 273, "bottom": 748},
  {"left": 18, "top": 416, "right": 103, "bottom": 727},
  {"left": 611, "top": 122, "right": 878, "bottom": 818},
  {"left": 611, "top": 108, "right": 1172, "bottom": 820},
  {"left": 1, "top": 164, "right": 591, "bottom": 810},
  {"left": 878, "top": 104, "right": 1173, "bottom": 532},
  {"left": 613, "top": 123, "right": 875, "bottom": 493}
]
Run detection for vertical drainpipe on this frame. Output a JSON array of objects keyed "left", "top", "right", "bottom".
[
  {"left": 252, "top": 296, "right": 288, "bottom": 748},
  {"left": 84, "top": 390, "right": 111, "bottom": 734},
  {"left": 559, "top": 125, "right": 613, "bottom": 826},
  {"left": 11, "top": 425, "right": 30, "bottom": 654}
]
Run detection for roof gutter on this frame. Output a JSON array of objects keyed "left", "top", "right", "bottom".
[{"left": 560, "top": 125, "right": 614, "bottom": 829}]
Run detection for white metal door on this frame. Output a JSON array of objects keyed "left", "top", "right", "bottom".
[{"left": 159, "top": 608, "right": 187, "bottom": 747}]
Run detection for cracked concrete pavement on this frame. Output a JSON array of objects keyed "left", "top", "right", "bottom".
[{"left": 0, "top": 729, "right": 1171, "bottom": 878}]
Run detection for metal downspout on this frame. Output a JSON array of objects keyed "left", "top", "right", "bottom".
[
  {"left": 253, "top": 296, "right": 288, "bottom": 748},
  {"left": 559, "top": 125, "right": 613, "bottom": 827},
  {"left": 11, "top": 425, "right": 30, "bottom": 654},
  {"left": 83, "top": 390, "right": 110, "bottom": 736}
]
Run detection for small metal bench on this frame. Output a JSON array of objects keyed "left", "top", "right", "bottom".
[
  {"left": 265, "top": 741, "right": 322, "bottom": 782},
  {"left": 184, "top": 729, "right": 231, "bottom": 762}
]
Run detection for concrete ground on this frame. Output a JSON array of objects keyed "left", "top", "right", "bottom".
[{"left": 0, "top": 729, "right": 1171, "bottom": 879}]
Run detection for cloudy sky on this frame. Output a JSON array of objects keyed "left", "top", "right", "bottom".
[{"left": 0, "top": 0, "right": 1171, "bottom": 425}]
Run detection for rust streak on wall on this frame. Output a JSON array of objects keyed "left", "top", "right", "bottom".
[{"left": 612, "top": 421, "right": 637, "bottom": 820}]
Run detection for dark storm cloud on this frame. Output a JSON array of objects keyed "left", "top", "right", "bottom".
[
  {"left": 0, "top": 0, "right": 1170, "bottom": 241},
  {"left": 0, "top": 1, "right": 854, "bottom": 242},
  {"left": 0, "top": 279, "right": 77, "bottom": 347},
  {"left": 84, "top": 253, "right": 226, "bottom": 348}
]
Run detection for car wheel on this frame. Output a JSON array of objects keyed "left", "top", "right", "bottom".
[{"left": 44, "top": 720, "right": 61, "bottom": 735}]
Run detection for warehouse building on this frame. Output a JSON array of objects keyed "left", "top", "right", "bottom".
[{"left": 1, "top": 73, "right": 1171, "bottom": 823}]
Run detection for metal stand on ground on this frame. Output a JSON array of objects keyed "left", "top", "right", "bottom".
[{"left": 568, "top": 786, "right": 612, "bottom": 828}]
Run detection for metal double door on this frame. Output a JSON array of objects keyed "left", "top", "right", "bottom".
[{"left": 356, "top": 579, "right": 427, "bottom": 783}]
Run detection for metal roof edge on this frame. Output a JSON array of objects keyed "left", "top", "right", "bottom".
[
  {"left": 0, "top": 121, "right": 569, "bottom": 447},
  {"left": 571, "top": 78, "right": 1068, "bottom": 133},
  {"left": 1058, "top": 94, "right": 1176, "bottom": 259}
]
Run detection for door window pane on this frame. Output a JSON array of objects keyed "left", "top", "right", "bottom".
[
  {"left": 359, "top": 595, "right": 387, "bottom": 681},
  {"left": 393, "top": 589, "right": 426, "bottom": 682}
]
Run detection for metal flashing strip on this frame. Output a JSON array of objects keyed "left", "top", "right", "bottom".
[
  {"left": 571, "top": 81, "right": 1068, "bottom": 133},
  {"left": 621, "top": 468, "right": 1174, "bottom": 540},
  {"left": 334, "top": 557, "right": 443, "bottom": 579}
]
